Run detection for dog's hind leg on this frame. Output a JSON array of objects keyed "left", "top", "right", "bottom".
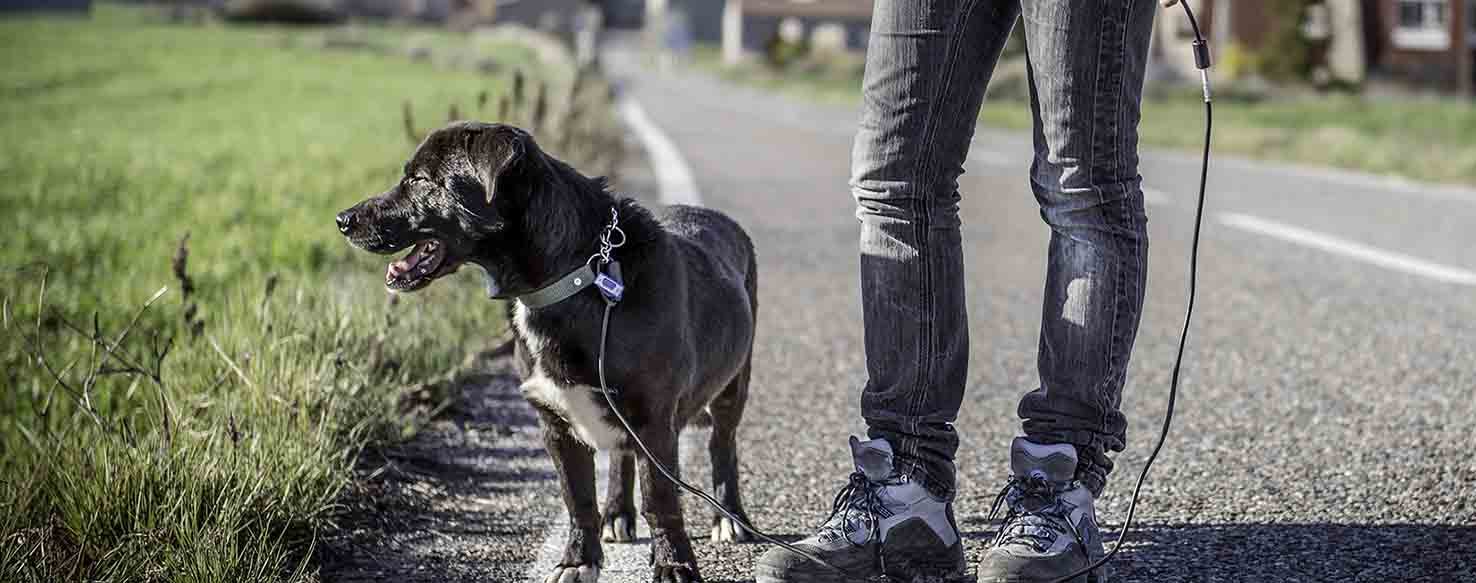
[
  {"left": 709, "top": 246, "right": 758, "bottom": 544},
  {"left": 537, "top": 411, "right": 604, "bottom": 582},
  {"left": 600, "top": 452, "right": 639, "bottom": 543},
  {"left": 706, "top": 357, "right": 754, "bottom": 543}
]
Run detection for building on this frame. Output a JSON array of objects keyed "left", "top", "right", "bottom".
[
  {"left": 1366, "top": 0, "right": 1474, "bottom": 93},
  {"left": 1149, "top": 0, "right": 1367, "bottom": 86},
  {"left": 713, "top": 0, "right": 872, "bottom": 64},
  {"left": 1150, "top": 0, "right": 1474, "bottom": 95}
]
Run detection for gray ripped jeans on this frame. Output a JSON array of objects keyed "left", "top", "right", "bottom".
[{"left": 853, "top": 0, "right": 1156, "bottom": 499}]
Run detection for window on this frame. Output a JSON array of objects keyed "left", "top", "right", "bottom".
[
  {"left": 1469, "top": 0, "right": 1476, "bottom": 47},
  {"left": 1393, "top": 0, "right": 1451, "bottom": 51}
]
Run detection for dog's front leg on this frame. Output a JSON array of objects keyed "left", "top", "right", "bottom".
[
  {"left": 538, "top": 411, "right": 602, "bottom": 583},
  {"left": 637, "top": 426, "right": 701, "bottom": 583}
]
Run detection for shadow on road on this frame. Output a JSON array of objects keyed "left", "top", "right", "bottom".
[
  {"left": 959, "top": 520, "right": 1475, "bottom": 581},
  {"left": 318, "top": 344, "right": 560, "bottom": 582}
]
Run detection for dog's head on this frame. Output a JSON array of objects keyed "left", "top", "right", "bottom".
[{"left": 336, "top": 121, "right": 535, "bottom": 293}]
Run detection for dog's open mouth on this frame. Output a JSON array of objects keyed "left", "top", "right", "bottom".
[{"left": 385, "top": 239, "right": 457, "bottom": 292}]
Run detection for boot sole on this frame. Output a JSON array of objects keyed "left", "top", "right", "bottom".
[
  {"left": 976, "top": 568, "right": 1106, "bottom": 583},
  {"left": 755, "top": 563, "right": 972, "bottom": 583},
  {"left": 756, "top": 574, "right": 974, "bottom": 583}
]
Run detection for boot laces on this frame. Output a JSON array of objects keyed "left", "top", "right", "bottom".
[
  {"left": 820, "top": 471, "right": 899, "bottom": 547},
  {"left": 986, "top": 475, "right": 1090, "bottom": 560}
]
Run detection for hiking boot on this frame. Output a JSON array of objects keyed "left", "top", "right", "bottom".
[
  {"left": 754, "top": 436, "right": 966, "bottom": 583},
  {"left": 978, "top": 437, "right": 1108, "bottom": 583}
]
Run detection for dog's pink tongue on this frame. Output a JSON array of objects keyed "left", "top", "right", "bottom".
[{"left": 386, "top": 244, "right": 424, "bottom": 279}]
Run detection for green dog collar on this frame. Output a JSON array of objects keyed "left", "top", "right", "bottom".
[{"left": 513, "top": 264, "right": 597, "bottom": 309}]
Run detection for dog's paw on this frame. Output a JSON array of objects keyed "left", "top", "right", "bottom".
[
  {"left": 709, "top": 515, "right": 751, "bottom": 543},
  {"left": 652, "top": 564, "right": 700, "bottom": 583},
  {"left": 543, "top": 564, "right": 600, "bottom": 583},
  {"left": 600, "top": 511, "right": 637, "bottom": 543}
]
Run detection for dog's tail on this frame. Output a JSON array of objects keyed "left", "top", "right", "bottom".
[{"left": 743, "top": 230, "right": 758, "bottom": 319}]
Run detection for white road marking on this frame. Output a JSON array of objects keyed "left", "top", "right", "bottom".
[
  {"left": 618, "top": 98, "right": 703, "bottom": 206},
  {"left": 1218, "top": 212, "right": 1476, "bottom": 286}
]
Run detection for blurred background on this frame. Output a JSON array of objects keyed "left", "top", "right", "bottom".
[
  {"left": 2, "top": 1, "right": 1473, "bottom": 582},
  {"left": 648, "top": 0, "right": 1476, "bottom": 184}
]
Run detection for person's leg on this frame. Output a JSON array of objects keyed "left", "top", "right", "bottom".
[
  {"left": 979, "top": 2, "right": 1156, "bottom": 582},
  {"left": 853, "top": 0, "right": 1020, "bottom": 503},
  {"left": 755, "top": 1, "right": 1019, "bottom": 581},
  {"left": 1017, "top": 0, "right": 1154, "bottom": 499}
]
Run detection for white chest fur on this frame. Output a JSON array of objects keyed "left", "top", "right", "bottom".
[
  {"left": 514, "top": 303, "right": 627, "bottom": 451},
  {"left": 521, "top": 375, "right": 627, "bottom": 450}
]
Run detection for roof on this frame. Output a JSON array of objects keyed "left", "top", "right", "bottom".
[{"left": 744, "top": 0, "right": 872, "bottom": 20}]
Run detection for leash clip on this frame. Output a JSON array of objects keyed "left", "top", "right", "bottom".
[
  {"left": 589, "top": 206, "right": 627, "bottom": 305},
  {"left": 589, "top": 206, "right": 627, "bottom": 267}
]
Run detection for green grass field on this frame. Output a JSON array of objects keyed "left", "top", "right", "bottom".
[
  {"left": 0, "top": 6, "right": 566, "bottom": 581},
  {"left": 692, "top": 47, "right": 1476, "bottom": 187}
]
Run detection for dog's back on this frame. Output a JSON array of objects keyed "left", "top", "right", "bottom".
[{"left": 660, "top": 204, "right": 757, "bottom": 309}]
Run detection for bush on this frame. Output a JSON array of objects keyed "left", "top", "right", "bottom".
[
  {"left": 763, "top": 34, "right": 810, "bottom": 69},
  {"left": 1257, "top": 0, "right": 1321, "bottom": 83}
]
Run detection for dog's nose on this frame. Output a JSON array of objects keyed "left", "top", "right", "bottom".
[{"left": 336, "top": 211, "right": 356, "bottom": 234}]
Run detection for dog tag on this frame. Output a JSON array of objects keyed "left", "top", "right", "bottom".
[{"left": 596, "top": 261, "right": 624, "bottom": 303}]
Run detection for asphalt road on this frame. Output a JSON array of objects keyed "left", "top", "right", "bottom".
[{"left": 325, "top": 45, "right": 1476, "bottom": 583}]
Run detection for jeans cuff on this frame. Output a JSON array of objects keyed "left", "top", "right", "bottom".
[
  {"left": 891, "top": 453, "right": 956, "bottom": 502},
  {"left": 1076, "top": 461, "right": 1108, "bottom": 498}
]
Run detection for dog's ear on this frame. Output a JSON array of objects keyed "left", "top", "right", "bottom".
[{"left": 466, "top": 127, "right": 526, "bottom": 204}]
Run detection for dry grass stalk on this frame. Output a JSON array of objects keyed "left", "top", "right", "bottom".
[
  {"left": 531, "top": 81, "right": 548, "bottom": 132},
  {"left": 207, "top": 335, "right": 256, "bottom": 391},
  {"left": 402, "top": 100, "right": 422, "bottom": 145},
  {"left": 22, "top": 276, "right": 174, "bottom": 447},
  {"left": 512, "top": 70, "right": 525, "bottom": 110},
  {"left": 171, "top": 233, "right": 194, "bottom": 300},
  {"left": 174, "top": 233, "right": 204, "bottom": 338}
]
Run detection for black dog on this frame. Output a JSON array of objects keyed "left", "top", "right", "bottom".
[{"left": 337, "top": 122, "right": 757, "bottom": 583}]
